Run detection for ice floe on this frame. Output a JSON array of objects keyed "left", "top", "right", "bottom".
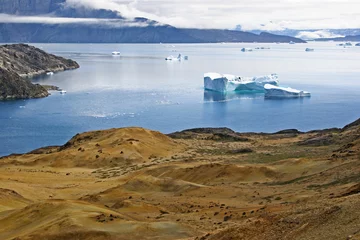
[{"left": 264, "top": 84, "right": 311, "bottom": 98}]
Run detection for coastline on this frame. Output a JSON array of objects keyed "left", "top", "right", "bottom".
[{"left": 0, "top": 44, "right": 79, "bottom": 100}]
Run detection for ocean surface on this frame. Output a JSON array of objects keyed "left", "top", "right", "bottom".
[{"left": 1, "top": 42, "right": 360, "bottom": 156}]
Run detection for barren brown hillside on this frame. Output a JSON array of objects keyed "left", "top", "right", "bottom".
[{"left": 0, "top": 120, "right": 359, "bottom": 240}]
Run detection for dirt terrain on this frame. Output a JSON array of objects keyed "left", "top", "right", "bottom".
[{"left": 0, "top": 120, "right": 359, "bottom": 240}]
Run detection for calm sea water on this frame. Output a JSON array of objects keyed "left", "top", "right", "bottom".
[{"left": 0, "top": 42, "right": 359, "bottom": 156}]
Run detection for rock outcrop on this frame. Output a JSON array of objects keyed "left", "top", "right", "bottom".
[
  {"left": 0, "top": 43, "right": 79, "bottom": 100},
  {"left": 0, "top": 68, "right": 48, "bottom": 100}
]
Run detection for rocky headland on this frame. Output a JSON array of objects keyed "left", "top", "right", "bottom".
[
  {"left": 0, "top": 119, "right": 359, "bottom": 239},
  {"left": 0, "top": 43, "right": 79, "bottom": 100}
]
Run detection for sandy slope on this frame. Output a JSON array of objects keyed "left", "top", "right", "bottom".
[{"left": 0, "top": 120, "right": 359, "bottom": 240}]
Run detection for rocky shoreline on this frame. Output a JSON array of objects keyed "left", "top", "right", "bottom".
[{"left": 0, "top": 44, "right": 79, "bottom": 100}]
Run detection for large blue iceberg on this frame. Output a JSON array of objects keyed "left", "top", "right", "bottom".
[{"left": 204, "top": 73, "right": 279, "bottom": 92}]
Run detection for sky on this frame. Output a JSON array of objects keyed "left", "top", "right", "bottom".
[
  {"left": 1, "top": 0, "right": 360, "bottom": 31},
  {"left": 63, "top": 0, "right": 360, "bottom": 30}
]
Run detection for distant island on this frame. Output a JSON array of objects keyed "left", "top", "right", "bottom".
[
  {"left": 0, "top": 44, "right": 79, "bottom": 100},
  {"left": 0, "top": 0, "right": 306, "bottom": 44}
]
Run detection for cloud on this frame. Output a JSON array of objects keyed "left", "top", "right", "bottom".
[
  {"left": 295, "top": 30, "right": 344, "bottom": 40},
  {"left": 61, "top": 0, "right": 360, "bottom": 30},
  {"left": 0, "top": 14, "right": 156, "bottom": 27},
  {"left": 1, "top": 0, "right": 360, "bottom": 30}
]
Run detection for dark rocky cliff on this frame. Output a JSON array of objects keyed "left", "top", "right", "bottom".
[
  {"left": 0, "top": 44, "right": 79, "bottom": 77},
  {"left": 0, "top": 68, "right": 48, "bottom": 100},
  {"left": 0, "top": 44, "right": 79, "bottom": 100}
]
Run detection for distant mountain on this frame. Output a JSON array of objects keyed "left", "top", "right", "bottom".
[
  {"left": 0, "top": 0, "right": 65, "bottom": 15},
  {"left": 182, "top": 29, "right": 305, "bottom": 43},
  {"left": 314, "top": 35, "right": 360, "bottom": 42},
  {"left": 0, "top": 0, "right": 306, "bottom": 43},
  {"left": 0, "top": 23, "right": 306, "bottom": 43},
  {"left": 0, "top": 0, "right": 125, "bottom": 19},
  {"left": 235, "top": 25, "right": 360, "bottom": 41}
]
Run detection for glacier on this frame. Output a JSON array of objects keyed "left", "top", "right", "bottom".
[
  {"left": 204, "top": 73, "right": 279, "bottom": 92},
  {"left": 264, "top": 84, "right": 311, "bottom": 98}
]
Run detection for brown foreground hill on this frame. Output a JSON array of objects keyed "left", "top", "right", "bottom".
[{"left": 0, "top": 120, "right": 359, "bottom": 240}]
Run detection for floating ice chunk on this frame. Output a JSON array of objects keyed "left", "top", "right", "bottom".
[
  {"left": 112, "top": 51, "right": 121, "bottom": 56},
  {"left": 46, "top": 71, "right": 54, "bottom": 75},
  {"left": 255, "top": 47, "right": 270, "bottom": 50},
  {"left": 165, "top": 54, "right": 181, "bottom": 61},
  {"left": 289, "top": 41, "right": 295, "bottom": 44},
  {"left": 355, "top": 43, "right": 360, "bottom": 46},
  {"left": 204, "top": 73, "right": 279, "bottom": 92},
  {"left": 345, "top": 42, "right": 352, "bottom": 46},
  {"left": 264, "top": 84, "right": 311, "bottom": 98},
  {"left": 305, "top": 48, "right": 314, "bottom": 52},
  {"left": 165, "top": 54, "right": 186, "bottom": 61},
  {"left": 241, "top": 48, "right": 253, "bottom": 52}
]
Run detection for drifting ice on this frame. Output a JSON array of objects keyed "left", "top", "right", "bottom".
[
  {"left": 241, "top": 48, "right": 253, "bottom": 52},
  {"left": 165, "top": 55, "right": 180, "bottom": 61},
  {"left": 204, "top": 73, "right": 279, "bottom": 92},
  {"left": 264, "top": 84, "right": 311, "bottom": 98},
  {"left": 165, "top": 54, "right": 188, "bottom": 61}
]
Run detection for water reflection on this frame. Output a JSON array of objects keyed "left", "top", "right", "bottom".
[
  {"left": 204, "top": 90, "right": 263, "bottom": 102},
  {"left": 204, "top": 90, "right": 313, "bottom": 103}
]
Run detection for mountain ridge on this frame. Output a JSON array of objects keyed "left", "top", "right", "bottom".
[{"left": 0, "top": 0, "right": 306, "bottom": 43}]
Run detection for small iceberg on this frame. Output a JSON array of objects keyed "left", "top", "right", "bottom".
[
  {"left": 255, "top": 47, "right": 270, "bottom": 50},
  {"left": 345, "top": 42, "right": 352, "bottom": 46},
  {"left": 305, "top": 48, "right": 314, "bottom": 52},
  {"left": 204, "top": 73, "right": 279, "bottom": 92},
  {"left": 112, "top": 51, "right": 121, "bottom": 56},
  {"left": 165, "top": 54, "right": 182, "bottom": 61},
  {"left": 289, "top": 41, "right": 295, "bottom": 44},
  {"left": 46, "top": 71, "right": 54, "bottom": 75},
  {"left": 355, "top": 43, "right": 360, "bottom": 46},
  {"left": 264, "top": 84, "right": 311, "bottom": 98},
  {"left": 59, "top": 90, "right": 67, "bottom": 94},
  {"left": 241, "top": 48, "right": 253, "bottom": 52}
]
